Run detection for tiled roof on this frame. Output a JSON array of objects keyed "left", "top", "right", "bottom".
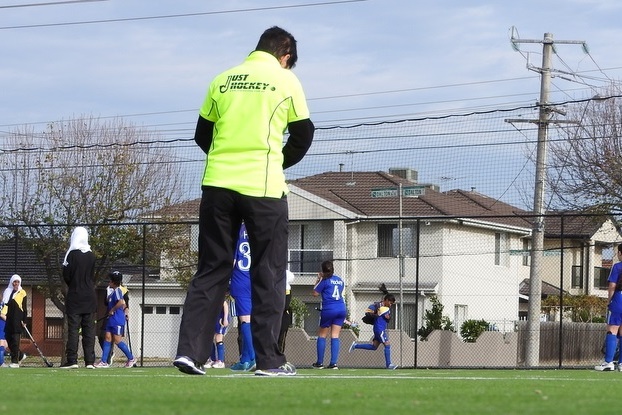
[
  {"left": 0, "top": 239, "right": 49, "bottom": 284},
  {"left": 288, "top": 171, "right": 532, "bottom": 228}
]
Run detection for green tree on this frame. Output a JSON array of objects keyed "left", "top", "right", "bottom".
[
  {"left": 541, "top": 294, "right": 607, "bottom": 322},
  {"left": 417, "top": 295, "right": 454, "bottom": 340}
]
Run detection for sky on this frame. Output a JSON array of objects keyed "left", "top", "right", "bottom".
[{"left": 1, "top": 0, "right": 622, "bottom": 207}]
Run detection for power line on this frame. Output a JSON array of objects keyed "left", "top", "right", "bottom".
[
  {"left": 0, "top": 0, "right": 368, "bottom": 30},
  {"left": 0, "top": 0, "right": 106, "bottom": 9}
]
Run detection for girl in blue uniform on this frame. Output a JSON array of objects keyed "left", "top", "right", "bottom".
[
  {"left": 312, "top": 261, "right": 346, "bottom": 369},
  {"left": 349, "top": 293, "right": 398, "bottom": 369}
]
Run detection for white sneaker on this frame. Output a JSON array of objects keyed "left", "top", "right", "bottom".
[
  {"left": 617, "top": 363, "right": 622, "bottom": 372},
  {"left": 94, "top": 361, "right": 110, "bottom": 369},
  {"left": 9, "top": 363, "right": 19, "bottom": 368},
  {"left": 212, "top": 360, "right": 225, "bottom": 369},
  {"left": 595, "top": 361, "right": 615, "bottom": 371},
  {"left": 19, "top": 353, "right": 27, "bottom": 363}
]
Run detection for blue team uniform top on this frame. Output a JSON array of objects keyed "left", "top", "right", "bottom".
[
  {"left": 367, "top": 302, "right": 391, "bottom": 333},
  {"left": 230, "top": 223, "right": 251, "bottom": 299},
  {"left": 608, "top": 261, "right": 622, "bottom": 313},
  {"left": 106, "top": 287, "right": 126, "bottom": 327},
  {"left": 314, "top": 274, "right": 346, "bottom": 313}
]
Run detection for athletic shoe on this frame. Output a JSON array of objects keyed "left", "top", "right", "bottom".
[
  {"left": 231, "top": 361, "right": 254, "bottom": 371},
  {"left": 205, "top": 358, "right": 214, "bottom": 369},
  {"left": 125, "top": 358, "right": 137, "bottom": 368},
  {"left": 595, "top": 361, "right": 615, "bottom": 371},
  {"left": 85, "top": 364, "right": 95, "bottom": 369},
  {"left": 9, "top": 363, "right": 19, "bottom": 368},
  {"left": 174, "top": 356, "right": 206, "bottom": 375},
  {"left": 327, "top": 363, "right": 339, "bottom": 370},
  {"left": 349, "top": 341, "right": 357, "bottom": 353},
  {"left": 255, "top": 362, "right": 297, "bottom": 377},
  {"left": 94, "top": 361, "right": 110, "bottom": 368},
  {"left": 311, "top": 362, "right": 324, "bottom": 369},
  {"left": 618, "top": 363, "right": 622, "bottom": 372},
  {"left": 59, "top": 362, "right": 79, "bottom": 369},
  {"left": 211, "top": 360, "right": 225, "bottom": 369},
  {"left": 108, "top": 352, "right": 115, "bottom": 365},
  {"left": 387, "top": 364, "right": 399, "bottom": 370},
  {"left": 19, "top": 353, "right": 27, "bottom": 363},
  {"left": 249, "top": 359, "right": 256, "bottom": 371}
]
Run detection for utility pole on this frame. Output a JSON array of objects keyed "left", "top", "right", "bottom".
[{"left": 506, "top": 32, "right": 586, "bottom": 367}]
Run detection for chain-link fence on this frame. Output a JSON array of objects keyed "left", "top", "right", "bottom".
[{"left": 2, "top": 211, "right": 615, "bottom": 369}]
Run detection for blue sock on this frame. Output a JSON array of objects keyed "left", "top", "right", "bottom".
[
  {"left": 605, "top": 333, "right": 617, "bottom": 362},
  {"left": 117, "top": 341, "right": 133, "bottom": 360},
  {"left": 0, "top": 346, "right": 4, "bottom": 364},
  {"left": 384, "top": 344, "right": 392, "bottom": 367},
  {"left": 102, "top": 341, "right": 111, "bottom": 362},
  {"left": 330, "top": 338, "right": 340, "bottom": 365},
  {"left": 316, "top": 337, "right": 326, "bottom": 364},
  {"left": 618, "top": 336, "right": 622, "bottom": 363},
  {"left": 216, "top": 342, "right": 225, "bottom": 361},
  {"left": 356, "top": 343, "right": 375, "bottom": 350},
  {"left": 241, "top": 322, "right": 254, "bottom": 362}
]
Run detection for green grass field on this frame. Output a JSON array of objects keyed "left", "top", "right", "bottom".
[{"left": 1, "top": 366, "right": 613, "bottom": 415}]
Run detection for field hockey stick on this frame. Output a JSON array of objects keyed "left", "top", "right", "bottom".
[
  {"left": 126, "top": 318, "right": 136, "bottom": 366},
  {"left": 21, "top": 322, "right": 53, "bottom": 367}
]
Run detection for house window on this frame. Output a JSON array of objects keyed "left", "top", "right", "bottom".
[
  {"left": 288, "top": 223, "right": 332, "bottom": 273},
  {"left": 454, "top": 304, "right": 467, "bottom": 331},
  {"left": 571, "top": 265, "right": 583, "bottom": 289},
  {"left": 378, "top": 223, "right": 418, "bottom": 257},
  {"left": 495, "top": 232, "right": 509, "bottom": 266},
  {"left": 522, "top": 239, "right": 530, "bottom": 267},
  {"left": 594, "top": 267, "right": 610, "bottom": 290}
]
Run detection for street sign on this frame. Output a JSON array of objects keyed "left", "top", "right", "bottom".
[{"left": 371, "top": 186, "right": 425, "bottom": 198}]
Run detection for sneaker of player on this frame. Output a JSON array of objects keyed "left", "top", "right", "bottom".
[
  {"left": 125, "top": 358, "right": 137, "bottom": 368},
  {"left": 387, "top": 364, "right": 399, "bottom": 370},
  {"left": 311, "top": 362, "right": 324, "bottom": 369},
  {"left": 205, "top": 358, "right": 214, "bottom": 369},
  {"left": 174, "top": 356, "right": 206, "bottom": 375},
  {"left": 94, "top": 361, "right": 110, "bottom": 368},
  {"left": 211, "top": 360, "right": 225, "bottom": 369},
  {"left": 231, "top": 361, "right": 254, "bottom": 371},
  {"left": 595, "top": 361, "right": 615, "bottom": 371},
  {"left": 618, "top": 362, "right": 622, "bottom": 372},
  {"left": 349, "top": 341, "right": 357, "bottom": 353},
  {"left": 327, "top": 363, "right": 339, "bottom": 370},
  {"left": 8, "top": 363, "right": 19, "bottom": 368},
  {"left": 86, "top": 364, "right": 95, "bottom": 369},
  {"left": 248, "top": 359, "right": 256, "bottom": 371},
  {"left": 255, "top": 362, "right": 297, "bottom": 377},
  {"left": 19, "top": 353, "right": 27, "bottom": 363},
  {"left": 59, "top": 362, "right": 79, "bottom": 369}
]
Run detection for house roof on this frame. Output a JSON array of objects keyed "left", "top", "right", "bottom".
[
  {"left": 288, "top": 171, "right": 532, "bottom": 229},
  {"left": 0, "top": 238, "right": 49, "bottom": 285},
  {"left": 519, "top": 278, "right": 567, "bottom": 297}
]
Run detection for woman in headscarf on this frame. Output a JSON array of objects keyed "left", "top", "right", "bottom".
[
  {"left": 1, "top": 274, "right": 27, "bottom": 368},
  {"left": 60, "top": 227, "right": 97, "bottom": 369}
]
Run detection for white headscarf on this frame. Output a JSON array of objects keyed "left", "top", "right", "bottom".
[
  {"left": 63, "top": 227, "right": 92, "bottom": 266},
  {"left": 2, "top": 274, "right": 22, "bottom": 307}
]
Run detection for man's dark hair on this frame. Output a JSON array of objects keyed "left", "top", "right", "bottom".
[
  {"left": 109, "top": 270, "right": 123, "bottom": 285},
  {"left": 384, "top": 293, "right": 396, "bottom": 304},
  {"left": 255, "top": 26, "right": 298, "bottom": 68}
]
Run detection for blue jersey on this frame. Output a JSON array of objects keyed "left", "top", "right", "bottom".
[
  {"left": 367, "top": 302, "right": 391, "bottom": 333},
  {"left": 608, "top": 262, "right": 622, "bottom": 313},
  {"left": 106, "top": 287, "right": 126, "bottom": 327},
  {"left": 230, "top": 224, "right": 251, "bottom": 300},
  {"left": 314, "top": 275, "right": 346, "bottom": 312}
]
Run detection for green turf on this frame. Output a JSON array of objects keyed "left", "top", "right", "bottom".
[{"left": 1, "top": 367, "right": 615, "bottom": 415}]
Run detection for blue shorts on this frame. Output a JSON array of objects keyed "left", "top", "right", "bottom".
[
  {"left": 0, "top": 319, "right": 5, "bottom": 340},
  {"left": 373, "top": 329, "right": 390, "bottom": 344},
  {"left": 105, "top": 322, "right": 126, "bottom": 337},
  {"left": 607, "top": 310, "right": 622, "bottom": 326},
  {"left": 319, "top": 308, "right": 347, "bottom": 328},
  {"left": 215, "top": 321, "right": 228, "bottom": 336},
  {"left": 233, "top": 295, "right": 252, "bottom": 316}
]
